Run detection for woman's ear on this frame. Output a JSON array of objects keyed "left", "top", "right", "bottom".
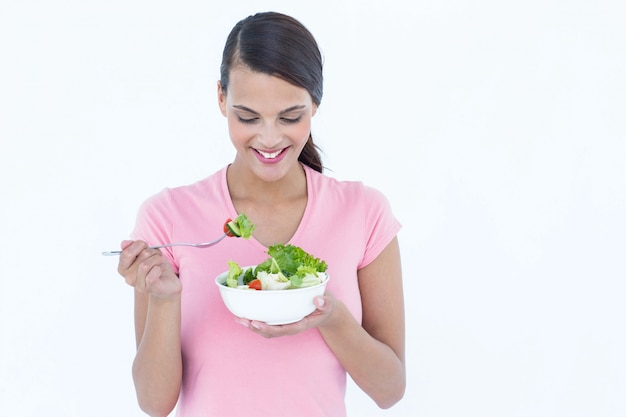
[{"left": 217, "top": 81, "right": 227, "bottom": 116}]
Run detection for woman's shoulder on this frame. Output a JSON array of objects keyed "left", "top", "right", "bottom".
[
  {"left": 173, "top": 166, "right": 227, "bottom": 195},
  {"left": 140, "top": 166, "right": 228, "bottom": 210},
  {"left": 306, "top": 165, "right": 390, "bottom": 204}
]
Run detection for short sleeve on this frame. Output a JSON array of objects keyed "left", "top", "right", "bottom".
[
  {"left": 358, "top": 186, "right": 402, "bottom": 269},
  {"left": 130, "top": 189, "right": 179, "bottom": 274}
]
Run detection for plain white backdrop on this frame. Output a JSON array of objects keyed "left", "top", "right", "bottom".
[{"left": 1, "top": 1, "right": 625, "bottom": 416}]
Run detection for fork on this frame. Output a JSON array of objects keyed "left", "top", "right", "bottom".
[{"left": 101, "top": 233, "right": 228, "bottom": 256}]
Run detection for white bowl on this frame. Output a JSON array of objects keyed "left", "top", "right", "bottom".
[{"left": 215, "top": 267, "right": 329, "bottom": 325}]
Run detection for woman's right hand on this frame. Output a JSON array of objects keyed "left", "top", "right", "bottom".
[{"left": 117, "top": 240, "right": 182, "bottom": 299}]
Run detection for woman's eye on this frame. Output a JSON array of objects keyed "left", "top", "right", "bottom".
[
  {"left": 237, "top": 116, "right": 258, "bottom": 124},
  {"left": 281, "top": 116, "right": 302, "bottom": 124}
]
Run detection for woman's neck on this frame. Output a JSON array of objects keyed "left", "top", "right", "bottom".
[
  {"left": 226, "top": 161, "right": 308, "bottom": 246},
  {"left": 226, "top": 161, "right": 307, "bottom": 205}
]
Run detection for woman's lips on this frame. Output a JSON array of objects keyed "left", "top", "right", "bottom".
[{"left": 254, "top": 147, "right": 288, "bottom": 164}]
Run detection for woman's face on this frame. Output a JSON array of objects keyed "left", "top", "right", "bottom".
[{"left": 218, "top": 66, "right": 317, "bottom": 183}]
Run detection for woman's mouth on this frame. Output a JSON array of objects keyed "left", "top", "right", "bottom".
[{"left": 254, "top": 147, "right": 288, "bottom": 163}]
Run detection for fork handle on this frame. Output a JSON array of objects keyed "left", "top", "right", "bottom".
[
  {"left": 102, "top": 250, "right": 123, "bottom": 256},
  {"left": 101, "top": 234, "right": 227, "bottom": 256},
  {"left": 102, "top": 244, "right": 165, "bottom": 256}
]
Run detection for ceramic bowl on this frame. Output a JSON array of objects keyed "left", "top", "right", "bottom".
[{"left": 215, "top": 267, "right": 329, "bottom": 325}]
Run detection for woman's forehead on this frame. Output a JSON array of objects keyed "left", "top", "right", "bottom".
[{"left": 226, "top": 67, "right": 313, "bottom": 109}]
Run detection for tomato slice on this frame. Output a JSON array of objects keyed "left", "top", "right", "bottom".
[
  {"left": 223, "top": 218, "right": 234, "bottom": 236},
  {"left": 248, "top": 279, "right": 262, "bottom": 290}
]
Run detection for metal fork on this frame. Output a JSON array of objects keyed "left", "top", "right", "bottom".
[{"left": 101, "top": 233, "right": 228, "bottom": 256}]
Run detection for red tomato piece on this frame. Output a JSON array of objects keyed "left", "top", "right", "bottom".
[
  {"left": 223, "top": 218, "right": 234, "bottom": 236},
  {"left": 248, "top": 279, "right": 262, "bottom": 290}
]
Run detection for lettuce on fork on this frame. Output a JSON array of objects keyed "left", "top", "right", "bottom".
[{"left": 224, "top": 213, "right": 255, "bottom": 239}]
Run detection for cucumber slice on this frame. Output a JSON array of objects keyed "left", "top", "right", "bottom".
[{"left": 225, "top": 220, "right": 242, "bottom": 237}]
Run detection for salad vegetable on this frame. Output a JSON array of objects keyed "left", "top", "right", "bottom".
[
  {"left": 224, "top": 213, "right": 255, "bottom": 238},
  {"left": 224, "top": 243, "right": 328, "bottom": 290}
]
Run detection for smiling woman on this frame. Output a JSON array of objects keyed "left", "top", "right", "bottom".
[
  {"left": 111, "top": 11, "right": 405, "bottom": 417},
  {"left": 219, "top": 11, "right": 324, "bottom": 173},
  {"left": 219, "top": 68, "right": 317, "bottom": 180}
]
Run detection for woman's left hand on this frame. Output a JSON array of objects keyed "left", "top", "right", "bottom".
[{"left": 235, "top": 291, "right": 337, "bottom": 337}]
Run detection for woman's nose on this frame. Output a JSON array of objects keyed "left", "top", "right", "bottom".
[{"left": 257, "top": 124, "right": 282, "bottom": 149}]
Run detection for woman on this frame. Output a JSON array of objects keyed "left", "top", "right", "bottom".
[{"left": 117, "top": 11, "right": 405, "bottom": 417}]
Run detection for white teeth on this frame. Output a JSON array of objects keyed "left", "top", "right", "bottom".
[{"left": 258, "top": 149, "right": 281, "bottom": 159}]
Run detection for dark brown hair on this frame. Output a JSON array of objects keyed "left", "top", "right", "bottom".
[{"left": 220, "top": 12, "right": 324, "bottom": 172}]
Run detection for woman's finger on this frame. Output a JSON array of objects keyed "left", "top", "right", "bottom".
[{"left": 117, "top": 240, "right": 148, "bottom": 275}]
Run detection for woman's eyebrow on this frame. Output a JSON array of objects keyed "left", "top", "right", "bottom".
[
  {"left": 232, "top": 104, "right": 306, "bottom": 115},
  {"left": 278, "top": 105, "right": 306, "bottom": 115},
  {"left": 232, "top": 105, "right": 258, "bottom": 114}
]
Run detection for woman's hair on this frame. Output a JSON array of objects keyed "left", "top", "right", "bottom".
[{"left": 220, "top": 12, "right": 324, "bottom": 172}]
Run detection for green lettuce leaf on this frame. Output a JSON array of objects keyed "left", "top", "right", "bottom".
[{"left": 226, "top": 260, "right": 243, "bottom": 288}]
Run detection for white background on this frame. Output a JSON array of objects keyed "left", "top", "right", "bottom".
[{"left": 1, "top": 1, "right": 625, "bottom": 416}]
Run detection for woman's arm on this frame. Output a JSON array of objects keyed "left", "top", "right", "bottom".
[
  {"left": 118, "top": 241, "right": 183, "bottom": 417},
  {"left": 318, "top": 237, "right": 405, "bottom": 408},
  {"left": 132, "top": 291, "right": 182, "bottom": 417}
]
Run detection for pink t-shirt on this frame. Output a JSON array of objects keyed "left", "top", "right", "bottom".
[{"left": 131, "top": 164, "right": 401, "bottom": 417}]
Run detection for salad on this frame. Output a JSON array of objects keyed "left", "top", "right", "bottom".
[
  {"left": 224, "top": 244, "right": 328, "bottom": 291},
  {"left": 224, "top": 213, "right": 255, "bottom": 238}
]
